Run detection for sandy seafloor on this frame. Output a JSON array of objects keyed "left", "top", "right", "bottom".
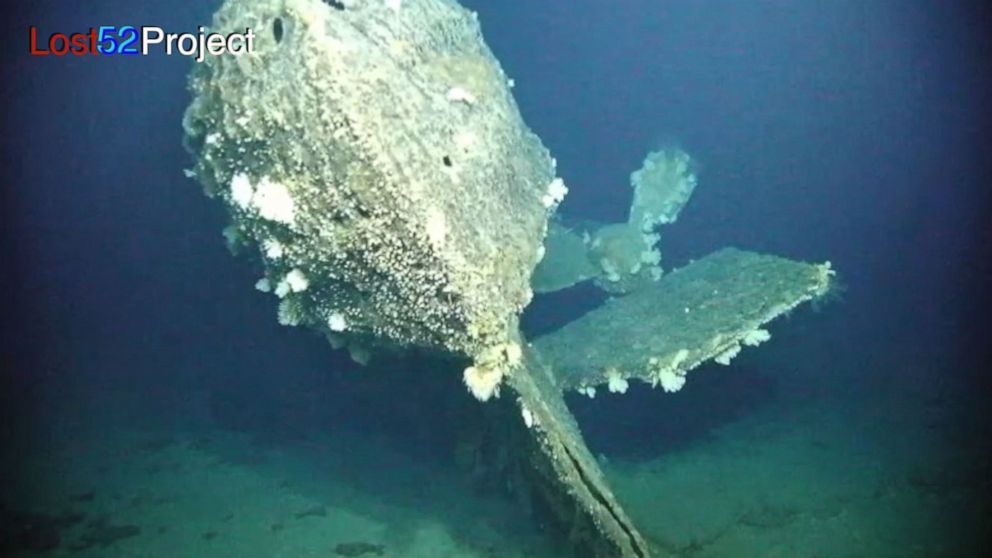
[{"left": 4, "top": 337, "right": 985, "bottom": 558}]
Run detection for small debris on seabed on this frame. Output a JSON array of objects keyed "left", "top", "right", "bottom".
[
  {"left": 293, "top": 504, "right": 327, "bottom": 519},
  {"left": 333, "top": 541, "right": 386, "bottom": 556},
  {"left": 69, "top": 491, "right": 96, "bottom": 503},
  {"left": 68, "top": 516, "right": 141, "bottom": 551}
]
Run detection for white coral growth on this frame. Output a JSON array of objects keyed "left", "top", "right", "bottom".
[
  {"left": 658, "top": 369, "right": 686, "bottom": 393},
  {"left": 327, "top": 311, "right": 348, "bottom": 332},
  {"left": 284, "top": 269, "right": 309, "bottom": 292},
  {"left": 578, "top": 385, "right": 596, "bottom": 398},
  {"left": 742, "top": 328, "right": 771, "bottom": 347},
  {"left": 463, "top": 365, "right": 504, "bottom": 402},
  {"left": 520, "top": 403, "right": 538, "bottom": 429},
  {"left": 714, "top": 344, "right": 741, "bottom": 365},
  {"left": 650, "top": 349, "right": 690, "bottom": 393},
  {"left": 252, "top": 177, "right": 296, "bottom": 225},
  {"left": 230, "top": 172, "right": 254, "bottom": 208},
  {"left": 263, "top": 238, "right": 285, "bottom": 259},
  {"left": 542, "top": 177, "right": 568, "bottom": 208},
  {"left": 277, "top": 298, "right": 304, "bottom": 326},
  {"left": 275, "top": 269, "right": 309, "bottom": 298},
  {"left": 228, "top": 173, "right": 296, "bottom": 226},
  {"left": 606, "top": 368, "right": 629, "bottom": 394},
  {"left": 462, "top": 342, "right": 523, "bottom": 402}
]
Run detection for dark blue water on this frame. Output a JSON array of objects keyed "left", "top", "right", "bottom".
[{"left": 2, "top": 1, "right": 989, "bottom": 556}]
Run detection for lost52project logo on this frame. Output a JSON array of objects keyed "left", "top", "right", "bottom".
[{"left": 29, "top": 26, "right": 256, "bottom": 62}]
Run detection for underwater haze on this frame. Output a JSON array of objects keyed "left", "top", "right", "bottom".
[{"left": 2, "top": 1, "right": 990, "bottom": 557}]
